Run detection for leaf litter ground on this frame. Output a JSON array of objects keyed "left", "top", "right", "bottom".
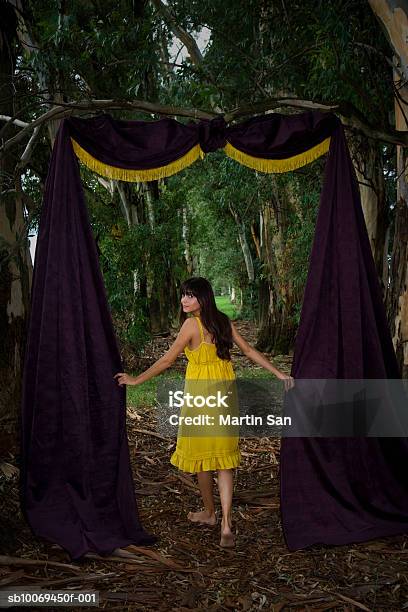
[{"left": 1, "top": 321, "right": 408, "bottom": 611}]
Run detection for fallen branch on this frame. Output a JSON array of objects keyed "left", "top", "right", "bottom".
[
  {"left": 133, "top": 427, "right": 170, "bottom": 441},
  {"left": 126, "top": 545, "right": 189, "bottom": 570},
  {"left": 0, "top": 555, "right": 81, "bottom": 572},
  {"left": 84, "top": 547, "right": 199, "bottom": 574},
  {"left": 330, "top": 591, "right": 372, "bottom": 611},
  {"left": 0, "top": 570, "right": 25, "bottom": 586}
]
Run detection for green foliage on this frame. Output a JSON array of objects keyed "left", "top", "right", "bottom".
[
  {"left": 164, "top": 156, "right": 249, "bottom": 291},
  {"left": 98, "top": 231, "right": 151, "bottom": 348},
  {"left": 13, "top": 0, "right": 396, "bottom": 356},
  {"left": 81, "top": 167, "right": 186, "bottom": 350},
  {"left": 25, "top": 0, "right": 160, "bottom": 100},
  {"left": 80, "top": 172, "right": 147, "bottom": 348},
  {"left": 167, "top": 0, "right": 392, "bottom": 123}
]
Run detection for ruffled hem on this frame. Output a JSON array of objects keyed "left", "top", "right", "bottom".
[{"left": 170, "top": 450, "right": 241, "bottom": 473}]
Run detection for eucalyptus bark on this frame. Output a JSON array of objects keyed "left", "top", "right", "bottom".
[
  {"left": 387, "top": 74, "right": 408, "bottom": 377},
  {"left": 351, "top": 136, "right": 389, "bottom": 292},
  {"left": 368, "top": 0, "right": 408, "bottom": 376},
  {"left": 0, "top": 4, "right": 32, "bottom": 453},
  {"left": 368, "top": 0, "right": 408, "bottom": 82}
]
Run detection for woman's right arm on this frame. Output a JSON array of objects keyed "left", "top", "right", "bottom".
[{"left": 114, "top": 318, "right": 194, "bottom": 386}]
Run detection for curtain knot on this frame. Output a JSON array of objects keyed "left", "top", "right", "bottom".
[{"left": 198, "top": 116, "right": 227, "bottom": 153}]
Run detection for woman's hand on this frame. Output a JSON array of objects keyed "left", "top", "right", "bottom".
[
  {"left": 275, "top": 371, "right": 295, "bottom": 392},
  {"left": 114, "top": 372, "right": 137, "bottom": 386}
]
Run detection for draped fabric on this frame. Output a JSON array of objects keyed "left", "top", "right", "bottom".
[
  {"left": 280, "top": 127, "right": 408, "bottom": 549},
  {"left": 20, "top": 109, "right": 408, "bottom": 559},
  {"left": 20, "top": 121, "right": 157, "bottom": 560},
  {"left": 68, "top": 111, "right": 336, "bottom": 181}
]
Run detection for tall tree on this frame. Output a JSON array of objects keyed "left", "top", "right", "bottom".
[
  {"left": 0, "top": 0, "right": 32, "bottom": 450},
  {"left": 369, "top": 0, "right": 408, "bottom": 376}
]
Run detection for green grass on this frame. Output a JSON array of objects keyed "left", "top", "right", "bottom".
[
  {"left": 215, "top": 295, "right": 238, "bottom": 319},
  {"left": 234, "top": 366, "right": 277, "bottom": 379},
  {"left": 126, "top": 371, "right": 184, "bottom": 408}
]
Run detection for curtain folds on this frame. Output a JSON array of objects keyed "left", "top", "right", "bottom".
[
  {"left": 279, "top": 125, "right": 408, "bottom": 550},
  {"left": 20, "top": 120, "right": 157, "bottom": 560}
]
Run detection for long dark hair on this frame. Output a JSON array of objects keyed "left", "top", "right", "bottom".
[{"left": 179, "top": 277, "right": 233, "bottom": 361}]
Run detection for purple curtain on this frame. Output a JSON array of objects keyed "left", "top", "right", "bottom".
[
  {"left": 280, "top": 126, "right": 408, "bottom": 549},
  {"left": 226, "top": 111, "right": 336, "bottom": 157},
  {"left": 68, "top": 114, "right": 200, "bottom": 167},
  {"left": 21, "top": 110, "right": 407, "bottom": 559},
  {"left": 20, "top": 121, "right": 156, "bottom": 560},
  {"left": 67, "top": 111, "right": 337, "bottom": 160}
]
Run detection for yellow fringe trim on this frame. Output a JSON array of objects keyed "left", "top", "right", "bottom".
[
  {"left": 70, "top": 135, "right": 330, "bottom": 179},
  {"left": 224, "top": 136, "right": 331, "bottom": 173},
  {"left": 71, "top": 138, "right": 204, "bottom": 182}
]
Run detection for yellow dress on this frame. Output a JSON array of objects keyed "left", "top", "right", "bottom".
[{"left": 170, "top": 316, "right": 241, "bottom": 473}]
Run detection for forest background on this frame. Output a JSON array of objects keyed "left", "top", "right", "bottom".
[{"left": 1, "top": 0, "right": 407, "bottom": 450}]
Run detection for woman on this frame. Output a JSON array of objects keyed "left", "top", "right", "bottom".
[{"left": 115, "top": 277, "right": 294, "bottom": 548}]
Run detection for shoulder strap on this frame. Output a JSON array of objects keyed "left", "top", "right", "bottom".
[{"left": 195, "top": 316, "right": 205, "bottom": 342}]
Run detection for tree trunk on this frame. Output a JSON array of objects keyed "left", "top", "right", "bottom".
[
  {"left": 350, "top": 135, "right": 389, "bottom": 293},
  {"left": 143, "top": 181, "right": 179, "bottom": 333},
  {"left": 182, "top": 203, "right": 193, "bottom": 274},
  {"left": 368, "top": 0, "right": 408, "bottom": 82},
  {"left": 0, "top": 4, "right": 32, "bottom": 453},
  {"left": 256, "top": 182, "right": 297, "bottom": 355},
  {"left": 368, "top": 0, "right": 408, "bottom": 377},
  {"left": 387, "top": 71, "right": 408, "bottom": 377},
  {"left": 228, "top": 204, "right": 254, "bottom": 283}
]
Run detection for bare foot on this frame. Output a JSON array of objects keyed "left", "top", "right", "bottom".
[
  {"left": 111, "top": 547, "right": 139, "bottom": 559},
  {"left": 220, "top": 531, "right": 235, "bottom": 547},
  {"left": 187, "top": 509, "right": 217, "bottom": 526},
  {"left": 220, "top": 517, "right": 235, "bottom": 547}
]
